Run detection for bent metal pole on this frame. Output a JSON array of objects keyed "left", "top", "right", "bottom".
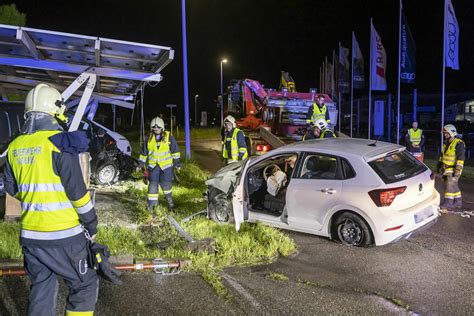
[{"left": 0, "top": 259, "right": 187, "bottom": 277}]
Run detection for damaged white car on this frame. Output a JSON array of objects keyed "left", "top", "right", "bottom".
[{"left": 205, "top": 138, "right": 440, "bottom": 247}]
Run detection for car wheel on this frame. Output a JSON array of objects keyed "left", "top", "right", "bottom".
[
  {"left": 334, "top": 212, "right": 373, "bottom": 247},
  {"left": 208, "top": 190, "right": 234, "bottom": 224},
  {"left": 94, "top": 163, "right": 118, "bottom": 185}
]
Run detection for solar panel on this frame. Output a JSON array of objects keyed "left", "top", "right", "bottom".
[{"left": 0, "top": 24, "right": 174, "bottom": 105}]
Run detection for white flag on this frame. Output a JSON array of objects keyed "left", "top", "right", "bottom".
[
  {"left": 370, "top": 22, "right": 387, "bottom": 91},
  {"left": 445, "top": 0, "right": 460, "bottom": 70}
]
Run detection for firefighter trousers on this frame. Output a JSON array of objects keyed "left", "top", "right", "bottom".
[
  {"left": 23, "top": 240, "right": 99, "bottom": 316},
  {"left": 147, "top": 165, "right": 173, "bottom": 209},
  {"left": 442, "top": 175, "right": 462, "bottom": 208}
]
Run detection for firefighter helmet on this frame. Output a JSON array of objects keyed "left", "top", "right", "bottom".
[
  {"left": 443, "top": 124, "right": 457, "bottom": 138},
  {"left": 25, "top": 83, "right": 66, "bottom": 118},
  {"left": 150, "top": 116, "right": 165, "bottom": 130},
  {"left": 224, "top": 115, "right": 236, "bottom": 128},
  {"left": 314, "top": 118, "right": 328, "bottom": 130}
]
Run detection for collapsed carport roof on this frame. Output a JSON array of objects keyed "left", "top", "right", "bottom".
[{"left": 0, "top": 24, "right": 174, "bottom": 107}]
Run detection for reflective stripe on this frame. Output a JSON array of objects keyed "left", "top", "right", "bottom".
[
  {"left": 148, "top": 197, "right": 158, "bottom": 201},
  {"left": 76, "top": 200, "right": 94, "bottom": 214},
  {"left": 163, "top": 189, "right": 172, "bottom": 194},
  {"left": 22, "top": 201, "right": 74, "bottom": 212},
  {"left": 72, "top": 193, "right": 91, "bottom": 209},
  {"left": 21, "top": 225, "right": 83, "bottom": 240},
  {"left": 18, "top": 183, "right": 64, "bottom": 192},
  {"left": 65, "top": 310, "right": 94, "bottom": 316}
]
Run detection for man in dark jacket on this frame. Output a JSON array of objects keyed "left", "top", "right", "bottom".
[{"left": 3, "top": 83, "right": 99, "bottom": 315}]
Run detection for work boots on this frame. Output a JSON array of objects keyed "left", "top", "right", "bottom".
[
  {"left": 165, "top": 195, "right": 175, "bottom": 210},
  {"left": 439, "top": 199, "right": 454, "bottom": 213}
]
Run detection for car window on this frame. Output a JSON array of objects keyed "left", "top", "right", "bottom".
[
  {"left": 0, "top": 112, "right": 11, "bottom": 140},
  {"left": 368, "top": 150, "right": 427, "bottom": 184},
  {"left": 299, "top": 154, "right": 339, "bottom": 180},
  {"left": 341, "top": 159, "right": 356, "bottom": 179}
]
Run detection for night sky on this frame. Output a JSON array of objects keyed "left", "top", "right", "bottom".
[{"left": 6, "top": 0, "right": 474, "bottom": 124}]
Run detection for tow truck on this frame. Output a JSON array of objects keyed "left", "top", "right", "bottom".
[{"left": 226, "top": 72, "right": 338, "bottom": 156}]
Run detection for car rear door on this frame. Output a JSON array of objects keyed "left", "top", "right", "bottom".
[{"left": 286, "top": 153, "right": 342, "bottom": 231}]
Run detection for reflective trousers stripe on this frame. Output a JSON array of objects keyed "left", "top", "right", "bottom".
[{"left": 21, "top": 225, "right": 83, "bottom": 240}]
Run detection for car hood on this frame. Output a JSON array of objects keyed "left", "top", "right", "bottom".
[{"left": 205, "top": 160, "right": 246, "bottom": 194}]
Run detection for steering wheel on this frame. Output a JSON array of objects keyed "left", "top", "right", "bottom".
[{"left": 263, "top": 164, "right": 281, "bottom": 181}]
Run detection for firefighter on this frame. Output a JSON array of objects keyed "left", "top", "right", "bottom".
[
  {"left": 306, "top": 94, "right": 330, "bottom": 126},
  {"left": 2, "top": 83, "right": 99, "bottom": 315},
  {"left": 139, "top": 116, "right": 181, "bottom": 211},
  {"left": 438, "top": 124, "right": 465, "bottom": 211},
  {"left": 222, "top": 115, "right": 248, "bottom": 163},
  {"left": 405, "top": 121, "right": 425, "bottom": 154},
  {"left": 303, "top": 118, "right": 336, "bottom": 140}
]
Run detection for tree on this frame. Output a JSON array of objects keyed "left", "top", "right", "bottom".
[{"left": 0, "top": 4, "right": 26, "bottom": 26}]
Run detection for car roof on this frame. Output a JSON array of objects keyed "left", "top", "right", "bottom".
[{"left": 273, "top": 138, "right": 404, "bottom": 161}]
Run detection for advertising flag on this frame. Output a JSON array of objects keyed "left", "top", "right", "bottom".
[
  {"left": 338, "top": 46, "right": 350, "bottom": 93},
  {"left": 370, "top": 22, "right": 387, "bottom": 90},
  {"left": 400, "top": 13, "right": 416, "bottom": 83},
  {"left": 352, "top": 33, "right": 365, "bottom": 89},
  {"left": 445, "top": 0, "right": 460, "bottom": 70}
]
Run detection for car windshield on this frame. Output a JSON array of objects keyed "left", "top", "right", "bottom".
[{"left": 368, "top": 150, "right": 427, "bottom": 184}]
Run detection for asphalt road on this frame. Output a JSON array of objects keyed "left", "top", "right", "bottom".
[{"left": 1, "top": 140, "right": 472, "bottom": 315}]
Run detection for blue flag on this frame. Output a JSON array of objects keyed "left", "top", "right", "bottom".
[{"left": 400, "top": 13, "right": 416, "bottom": 84}]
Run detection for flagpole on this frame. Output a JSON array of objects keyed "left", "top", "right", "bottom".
[
  {"left": 325, "top": 56, "right": 328, "bottom": 94},
  {"left": 350, "top": 32, "right": 354, "bottom": 138},
  {"left": 332, "top": 49, "right": 336, "bottom": 98},
  {"left": 319, "top": 66, "right": 321, "bottom": 93},
  {"left": 368, "top": 18, "right": 373, "bottom": 140},
  {"left": 397, "top": 0, "right": 402, "bottom": 145},
  {"left": 441, "top": 0, "right": 447, "bottom": 153},
  {"left": 323, "top": 59, "right": 326, "bottom": 93}
]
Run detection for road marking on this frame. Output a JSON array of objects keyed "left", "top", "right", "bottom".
[{"left": 222, "top": 272, "right": 263, "bottom": 310}]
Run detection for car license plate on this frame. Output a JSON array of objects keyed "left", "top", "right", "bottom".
[{"left": 414, "top": 207, "right": 434, "bottom": 224}]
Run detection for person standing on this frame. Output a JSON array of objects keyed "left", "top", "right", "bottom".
[
  {"left": 139, "top": 116, "right": 181, "bottom": 211},
  {"left": 438, "top": 124, "right": 465, "bottom": 211},
  {"left": 303, "top": 119, "right": 336, "bottom": 140},
  {"left": 3, "top": 83, "right": 99, "bottom": 315},
  {"left": 222, "top": 115, "right": 248, "bottom": 163},
  {"left": 406, "top": 121, "right": 425, "bottom": 155},
  {"left": 306, "top": 94, "right": 330, "bottom": 126}
]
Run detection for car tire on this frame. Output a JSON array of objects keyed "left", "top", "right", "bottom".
[
  {"left": 208, "top": 188, "right": 234, "bottom": 224},
  {"left": 94, "top": 162, "right": 119, "bottom": 185},
  {"left": 333, "top": 212, "right": 373, "bottom": 247}
]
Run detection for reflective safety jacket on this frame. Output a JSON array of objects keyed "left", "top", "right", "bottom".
[
  {"left": 6, "top": 130, "right": 97, "bottom": 247},
  {"left": 408, "top": 128, "right": 423, "bottom": 145},
  {"left": 306, "top": 103, "right": 329, "bottom": 124},
  {"left": 440, "top": 137, "right": 465, "bottom": 175},
  {"left": 139, "top": 131, "right": 180, "bottom": 170},
  {"left": 223, "top": 128, "right": 248, "bottom": 161}
]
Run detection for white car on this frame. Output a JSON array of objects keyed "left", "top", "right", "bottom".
[{"left": 206, "top": 138, "right": 440, "bottom": 247}]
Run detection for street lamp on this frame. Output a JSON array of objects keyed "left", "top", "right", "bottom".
[
  {"left": 220, "top": 58, "right": 228, "bottom": 126},
  {"left": 194, "top": 94, "right": 199, "bottom": 126}
]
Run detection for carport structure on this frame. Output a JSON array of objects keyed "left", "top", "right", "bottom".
[{"left": 0, "top": 24, "right": 174, "bottom": 130}]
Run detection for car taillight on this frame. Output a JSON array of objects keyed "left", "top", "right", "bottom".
[
  {"left": 368, "top": 186, "right": 407, "bottom": 207},
  {"left": 256, "top": 144, "right": 270, "bottom": 152}
]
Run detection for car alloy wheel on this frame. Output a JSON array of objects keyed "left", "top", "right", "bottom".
[
  {"left": 337, "top": 218, "right": 364, "bottom": 246},
  {"left": 98, "top": 164, "right": 117, "bottom": 184}
]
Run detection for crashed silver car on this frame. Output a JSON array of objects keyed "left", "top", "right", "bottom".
[{"left": 206, "top": 138, "right": 439, "bottom": 247}]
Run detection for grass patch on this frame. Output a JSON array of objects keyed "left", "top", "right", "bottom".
[
  {"left": 0, "top": 160, "right": 297, "bottom": 298},
  {"left": 268, "top": 272, "right": 289, "bottom": 281}
]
